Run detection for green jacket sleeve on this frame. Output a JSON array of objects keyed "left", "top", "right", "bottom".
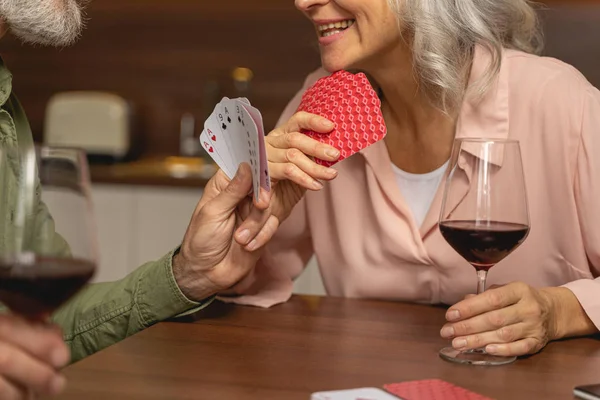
[
  {"left": 52, "top": 249, "right": 213, "bottom": 363},
  {"left": 5, "top": 88, "right": 212, "bottom": 363}
]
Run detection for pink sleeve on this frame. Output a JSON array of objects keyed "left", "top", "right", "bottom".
[
  {"left": 562, "top": 83, "right": 600, "bottom": 331},
  {"left": 218, "top": 68, "right": 329, "bottom": 308}
]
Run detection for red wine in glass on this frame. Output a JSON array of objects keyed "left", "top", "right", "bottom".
[
  {"left": 439, "top": 220, "right": 529, "bottom": 271},
  {"left": 0, "top": 257, "right": 95, "bottom": 319},
  {"left": 1, "top": 146, "right": 99, "bottom": 320},
  {"left": 438, "top": 138, "right": 530, "bottom": 366}
]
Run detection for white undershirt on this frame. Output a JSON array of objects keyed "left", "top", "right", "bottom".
[{"left": 391, "top": 161, "right": 449, "bottom": 228}]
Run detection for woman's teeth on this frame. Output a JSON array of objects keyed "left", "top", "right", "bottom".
[{"left": 318, "top": 20, "right": 355, "bottom": 37}]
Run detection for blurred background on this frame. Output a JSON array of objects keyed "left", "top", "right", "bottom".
[{"left": 0, "top": 0, "right": 598, "bottom": 293}]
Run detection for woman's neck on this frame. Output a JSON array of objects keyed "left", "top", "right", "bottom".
[{"left": 365, "top": 46, "right": 457, "bottom": 173}]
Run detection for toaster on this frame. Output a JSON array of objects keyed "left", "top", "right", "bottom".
[{"left": 44, "top": 91, "right": 133, "bottom": 162}]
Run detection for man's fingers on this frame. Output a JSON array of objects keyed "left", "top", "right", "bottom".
[
  {"left": 446, "top": 285, "right": 522, "bottom": 322},
  {"left": 253, "top": 188, "right": 272, "bottom": 210},
  {"left": 0, "top": 316, "right": 69, "bottom": 368},
  {"left": 0, "top": 377, "right": 27, "bottom": 400},
  {"left": 234, "top": 206, "right": 272, "bottom": 246},
  {"left": 450, "top": 323, "right": 526, "bottom": 352},
  {"left": 0, "top": 341, "right": 66, "bottom": 397},
  {"left": 441, "top": 305, "right": 521, "bottom": 338},
  {"left": 268, "top": 131, "right": 340, "bottom": 163},
  {"left": 204, "top": 163, "right": 253, "bottom": 216},
  {"left": 194, "top": 169, "right": 232, "bottom": 214},
  {"left": 245, "top": 215, "right": 280, "bottom": 251}
]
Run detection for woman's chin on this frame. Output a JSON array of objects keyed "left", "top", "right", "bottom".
[{"left": 321, "top": 58, "right": 352, "bottom": 73}]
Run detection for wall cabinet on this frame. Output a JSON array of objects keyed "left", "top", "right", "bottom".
[{"left": 91, "top": 184, "right": 326, "bottom": 296}]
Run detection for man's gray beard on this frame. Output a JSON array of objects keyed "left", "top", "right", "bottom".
[{"left": 0, "top": 0, "right": 86, "bottom": 46}]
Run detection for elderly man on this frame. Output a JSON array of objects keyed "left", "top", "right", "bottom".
[{"left": 0, "top": 0, "right": 282, "bottom": 398}]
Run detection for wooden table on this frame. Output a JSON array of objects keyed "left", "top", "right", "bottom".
[{"left": 53, "top": 296, "right": 600, "bottom": 399}]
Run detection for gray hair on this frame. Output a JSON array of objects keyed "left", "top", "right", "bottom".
[
  {"left": 0, "top": 0, "right": 86, "bottom": 47},
  {"left": 388, "top": 0, "right": 543, "bottom": 112}
]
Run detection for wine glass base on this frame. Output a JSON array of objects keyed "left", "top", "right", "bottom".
[{"left": 439, "top": 346, "right": 516, "bottom": 366}]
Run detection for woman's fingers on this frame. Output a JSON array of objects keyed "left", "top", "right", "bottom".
[
  {"left": 485, "top": 337, "right": 543, "bottom": 357},
  {"left": 281, "top": 111, "right": 335, "bottom": 135},
  {"left": 268, "top": 131, "right": 340, "bottom": 164},
  {"left": 268, "top": 161, "right": 325, "bottom": 191},
  {"left": 268, "top": 146, "right": 338, "bottom": 183},
  {"left": 449, "top": 323, "right": 526, "bottom": 352},
  {"left": 441, "top": 305, "right": 522, "bottom": 339}
]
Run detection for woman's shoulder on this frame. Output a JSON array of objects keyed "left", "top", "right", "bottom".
[
  {"left": 503, "top": 49, "right": 599, "bottom": 130},
  {"left": 504, "top": 49, "right": 594, "bottom": 98}
]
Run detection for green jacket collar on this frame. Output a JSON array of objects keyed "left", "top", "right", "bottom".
[{"left": 0, "top": 57, "right": 13, "bottom": 107}]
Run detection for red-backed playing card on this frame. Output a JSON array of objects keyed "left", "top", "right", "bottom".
[
  {"left": 296, "top": 70, "right": 387, "bottom": 167},
  {"left": 384, "top": 379, "right": 492, "bottom": 400}
]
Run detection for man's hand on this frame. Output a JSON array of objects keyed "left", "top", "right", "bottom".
[
  {"left": 440, "top": 282, "right": 598, "bottom": 356},
  {"left": 0, "top": 314, "right": 69, "bottom": 398},
  {"left": 172, "top": 163, "right": 279, "bottom": 301}
]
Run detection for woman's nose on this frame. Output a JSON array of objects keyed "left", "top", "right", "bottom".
[{"left": 295, "top": 0, "right": 329, "bottom": 13}]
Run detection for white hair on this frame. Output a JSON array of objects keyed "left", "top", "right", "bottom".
[
  {"left": 388, "top": 0, "right": 543, "bottom": 112},
  {"left": 0, "top": 0, "right": 86, "bottom": 47}
]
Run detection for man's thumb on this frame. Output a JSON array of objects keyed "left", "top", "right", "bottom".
[{"left": 209, "top": 163, "right": 253, "bottom": 214}]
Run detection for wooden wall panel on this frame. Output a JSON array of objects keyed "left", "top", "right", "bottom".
[
  {"left": 0, "top": 1, "right": 598, "bottom": 158},
  {"left": 541, "top": 5, "right": 600, "bottom": 85},
  {"left": 0, "top": 0, "right": 321, "bottom": 155}
]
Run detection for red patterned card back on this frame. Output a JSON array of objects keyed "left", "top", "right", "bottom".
[
  {"left": 296, "top": 70, "right": 387, "bottom": 167},
  {"left": 384, "top": 379, "right": 493, "bottom": 400}
]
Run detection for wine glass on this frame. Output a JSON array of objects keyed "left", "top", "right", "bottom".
[
  {"left": 0, "top": 145, "right": 97, "bottom": 320},
  {"left": 438, "top": 138, "right": 530, "bottom": 366}
]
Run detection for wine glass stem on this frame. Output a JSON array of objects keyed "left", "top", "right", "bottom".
[{"left": 476, "top": 269, "right": 488, "bottom": 295}]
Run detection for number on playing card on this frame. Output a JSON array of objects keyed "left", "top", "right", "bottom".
[{"left": 200, "top": 97, "right": 270, "bottom": 202}]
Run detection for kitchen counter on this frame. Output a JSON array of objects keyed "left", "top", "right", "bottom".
[{"left": 89, "top": 156, "right": 216, "bottom": 188}]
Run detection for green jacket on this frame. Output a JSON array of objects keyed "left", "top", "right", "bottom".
[{"left": 0, "top": 60, "right": 209, "bottom": 363}]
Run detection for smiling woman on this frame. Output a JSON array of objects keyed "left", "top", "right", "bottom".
[
  {"left": 225, "top": 0, "right": 600, "bottom": 362},
  {"left": 298, "top": 0, "right": 542, "bottom": 112}
]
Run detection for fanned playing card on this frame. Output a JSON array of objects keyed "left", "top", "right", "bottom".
[
  {"left": 296, "top": 70, "right": 387, "bottom": 167},
  {"left": 240, "top": 103, "right": 271, "bottom": 192},
  {"left": 384, "top": 379, "right": 492, "bottom": 400},
  {"left": 201, "top": 97, "right": 270, "bottom": 202}
]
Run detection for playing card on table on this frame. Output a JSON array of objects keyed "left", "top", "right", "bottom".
[
  {"left": 384, "top": 379, "right": 492, "bottom": 400},
  {"left": 311, "top": 387, "right": 403, "bottom": 400},
  {"left": 296, "top": 70, "right": 387, "bottom": 167}
]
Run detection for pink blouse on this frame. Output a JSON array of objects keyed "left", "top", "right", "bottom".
[{"left": 226, "top": 46, "right": 600, "bottom": 330}]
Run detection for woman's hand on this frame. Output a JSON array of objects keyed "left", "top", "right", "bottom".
[
  {"left": 439, "top": 282, "right": 596, "bottom": 357},
  {"left": 263, "top": 111, "right": 340, "bottom": 221}
]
